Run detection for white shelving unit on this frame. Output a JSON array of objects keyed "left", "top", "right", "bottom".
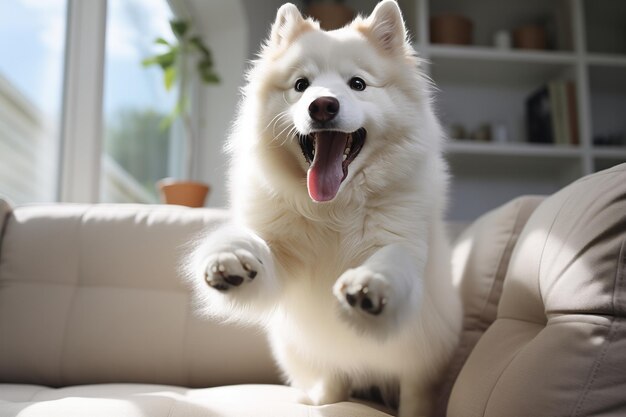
[{"left": 349, "top": 0, "right": 626, "bottom": 221}]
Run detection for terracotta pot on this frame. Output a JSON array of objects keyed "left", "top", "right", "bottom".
[
  {"left": 430, "top": 14, "right": 473, "bottom": 45},
  {"left": 157, "top": 179, "right": 210, "bottom": 208},
  {"left": 513, "top": 25, "right": 547, "bottom": 50},
  {"left": 306, "top": 3, "right": 355, "bottom": 31}
]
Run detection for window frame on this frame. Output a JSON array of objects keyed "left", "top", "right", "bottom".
[
  {"left": 58, "top": 0, "right": 107, "bottom": 203},
  {"left": 57, "top": 0, "right": 191, "bottom": 203}
]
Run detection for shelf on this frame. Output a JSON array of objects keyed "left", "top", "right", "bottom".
[
  {"left": 445, "top": 141, "right": 581, "bottom": 158},
  {"left": 404, "top": 0, "right": 626, "bottom": 221},
  {"left": 587, "top": 53, "right": 626, "bottom": 68},
  {"left": 445, "top": 143, "right": 583, "bottom": 188},
  {"left": 445, "top": 146, "right": 582, "bottom": 184},
  {"left": 427, "top": 46, "right": 575, "bottom": 87},
  {"left": 428, "top": 0, "right": 574, "bottom": 51},
  {"left": 592, "top": 146, "right": 626, "bottom": 159},
  {"left": 426, "top": 45, "right": 576, "bottom": 64}
]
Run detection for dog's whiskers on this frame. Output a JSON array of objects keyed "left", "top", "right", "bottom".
[
  {"left": 263, "top": 113, "right": 294, "bottom": 149},
  {"left": 272, "top": 121, "right": 296, "bottom": 147},
  {"left": 285, "top": 126, "right": 299, "bottom": 146},
  {"left": 272, "top": 115, "right": 292, "bottom": 137},
  {"left": 264, "top": 111, "right": 289, "bottom": 135}
]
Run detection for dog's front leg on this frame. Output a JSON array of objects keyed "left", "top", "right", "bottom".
[
  {"left": 186, "top": 224, "right": 278, "bottom": 324},
  {"left": 332, "top": 243, "right": 423, "bottom": 336}
]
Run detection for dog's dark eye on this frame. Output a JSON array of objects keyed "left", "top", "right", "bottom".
[
  {"left": 349, "top": 77, "right": 366, "bottom": 91},
  {"left": 294, "top": 78, "right": 310, "bottom": 92}
]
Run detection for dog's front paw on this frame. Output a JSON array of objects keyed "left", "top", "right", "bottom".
[
  {"left": 333, "top": 266, "right": 389, "bottom": 316},
  {"left": 203, "top": 248, "right": 262, "bottom": 292}
]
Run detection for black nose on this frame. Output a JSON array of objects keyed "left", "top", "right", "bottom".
[{"left": 308, "top": 96, "right": 340, "bottom": 123}]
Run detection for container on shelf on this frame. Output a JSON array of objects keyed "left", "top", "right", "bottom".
[
  {"left": 430, "top": 14, "right": 473, "bottom": 46},
  {"left": 513, "top": 25, "right": 548, "bottom": 50},
  {"left": 306, "top": 3, "right": 355, "bottom": 31},
  {"left": 493, "top": 30, "right": 512, "bottom": 50}
]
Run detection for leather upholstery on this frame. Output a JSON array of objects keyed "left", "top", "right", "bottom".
[
  {"left": 0, "top": 383, "right": 392, "bottom": 417},
  {"left": 0, "top": 204, "right": 278, "bottom": 388},
  {"left": 448, "top": 163, "right": 626, "bottom": 417},
  {"left": 1, "top": 163, "right": 625, "bottom": 417},
  {"left": 435, "top": 195, "right": 544, "bottom": 416}
]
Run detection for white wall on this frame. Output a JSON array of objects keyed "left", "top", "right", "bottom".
[
  {"left": 186, "top": 0, "right": 304, "bottom": 208},
  {"left": 241, "top": 0, "right": 304, "bottom": 60},
  {"left": 183, "top": 0, "right": 246, "bottom": 208}
]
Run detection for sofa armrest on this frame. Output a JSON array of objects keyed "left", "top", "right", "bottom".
[{"left": 447, "top": 163, "right": 626, "bottom": 417}]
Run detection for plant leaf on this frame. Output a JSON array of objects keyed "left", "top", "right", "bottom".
[
  {"left": 164, "top": 66, "right": 177, "bottom": 90},
  {"left": 170, "top": 20, "right": 189, "bottom": 39},
  {"left": 158, "top": 50, "right": 177, "bottom": 69},
  {"left": 189, "top": 36, "right": 210, "bottom": 56},
  {"left": 142, "top": 50, "right": 177, "bottom": 70},
  {"left": 155, "top": 37, "right": 171, "bottom": 46},
  {"left": 197, "top": 59, "right": 219, "bottom": 84},
  {"left": 141, "top": 56, "right": 159, "bottom": 67},
  {"left": 200, "top": 70, "right": 220, "bottom": 84}
]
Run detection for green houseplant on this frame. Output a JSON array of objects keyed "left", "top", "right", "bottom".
[{"left": 142, "top": 19, "right": 219, "bottom": 207}]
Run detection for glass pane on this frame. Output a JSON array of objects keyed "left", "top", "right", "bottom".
[
  {"left": 0, "top": 0, "right": 67, "bottom": 204},
  {"left": 101, "top": 0, "right": 178, "bottom": 203}
]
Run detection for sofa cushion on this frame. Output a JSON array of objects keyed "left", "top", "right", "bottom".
[
  {"left": 454, "top": 195, "right": 545, "bottom": 334},
  {"left": 0, "top": 203, "right": 279, "bottom": 388},
  {"left": 0, "top": 383, "right": 392, "bottom": 417},
  {"left": 448, "top": 163, "right": 626, "bottom": 417},
  {"left": 434, "top": 195, "right": 543, "bottom": 416}
]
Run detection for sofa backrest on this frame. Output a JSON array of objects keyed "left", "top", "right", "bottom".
[
  {"left": 447, "top": 163, "right": 626, "bottom": 417},
  {"left": 0, "top": 203, "right": 279, "bottom": 388}
]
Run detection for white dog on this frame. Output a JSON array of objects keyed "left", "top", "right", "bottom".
[{"left": 186, "top": 1, "right": 461, "bottom": 416}]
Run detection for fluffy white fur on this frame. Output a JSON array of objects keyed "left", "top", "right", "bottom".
[{"left": 185, "top": 2, "right": 461, "bottom": 416}]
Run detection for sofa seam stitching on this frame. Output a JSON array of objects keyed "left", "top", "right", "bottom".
[
  {"left": 476, "top": 201, "right": 520, "bottom": 326},
  {"left": 537, "top": 188, "right": 579, "bottom": 320},
  {"left": 480, "top": 199, "right": 535, "bottom": 327},
  {"left": 480, "top": 343, "right": 529, "bottom": 417},
  {"left": 570, "top": 319, "right": 617, "bottom": 417},
  {"left": 56, "top": 208, "right": 87, "bottom": 386},
  {"left": 571, "top": 237, "right": 625, "bottom": 417}
]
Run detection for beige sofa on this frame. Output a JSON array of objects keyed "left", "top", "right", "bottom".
[{"left": 0, "top": 163, "right": 625, "bottom": 417}]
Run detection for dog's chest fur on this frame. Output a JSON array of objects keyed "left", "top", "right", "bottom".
[
  {"left": 246, "top": 198, "right": 417, "bottom": 284},
  {"left": 258, "top": 207, "right": 374, "bottom": 282}
]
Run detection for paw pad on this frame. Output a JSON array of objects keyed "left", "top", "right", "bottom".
[
  {"left": 203, "top": 249, "right": 260, "bottom": 292},
  {"left": 344, "top": 284, "right": 386, "bottom": 315}
]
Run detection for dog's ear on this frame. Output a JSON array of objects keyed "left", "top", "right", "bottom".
[
  {"left": 270, "top": 3, "right": 307, "bottom": 48},
  {"left": 365, "top": 0, "right": 407, "bottom": 53}
]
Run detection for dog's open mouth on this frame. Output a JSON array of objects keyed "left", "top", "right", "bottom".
[{"left": 298, "top": 128, "right": 366, "bottom": 202}]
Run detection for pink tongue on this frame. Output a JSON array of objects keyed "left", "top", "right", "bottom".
[{"left": 307, "top": 132, "right": 348, "bottom": 202}]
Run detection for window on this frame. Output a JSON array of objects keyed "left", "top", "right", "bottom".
[
  {"left": 0, "top": 0, "right": 68, "bottom": 204},
  {"left": 100, "top": 0, "right": 179, "bottom": 203}
]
